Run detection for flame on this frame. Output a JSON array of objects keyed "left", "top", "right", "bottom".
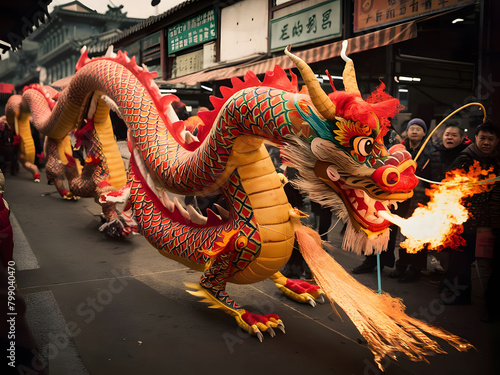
[
  {"left": 198, "top": 228, "right": 239, "bottom": 257},
  {"left": 379, "top": 161, "right": 495, "bottom": 253}
]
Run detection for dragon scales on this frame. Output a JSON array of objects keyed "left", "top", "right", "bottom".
[{"left": 14, "top": 44, "right": 472, "bottom": 369}]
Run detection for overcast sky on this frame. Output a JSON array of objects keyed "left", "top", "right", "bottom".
[{"left": 49, "top": 0, "right": 187, "bottom": 19}]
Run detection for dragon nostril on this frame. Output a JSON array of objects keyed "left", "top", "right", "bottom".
[{"left": 382, "top": 169, "right": 400, "bottom": 186}]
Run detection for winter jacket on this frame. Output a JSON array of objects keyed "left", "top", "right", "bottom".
[
  {"left": 448, "top": 143, "right": 500, "bottom": 230},
  {"left": 427, "top": 140, "right": 471, "bottom": 182}
]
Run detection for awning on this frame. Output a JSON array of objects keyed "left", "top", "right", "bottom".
[{"left": 166, "top": 20, "right": 417, "bottom": 86}]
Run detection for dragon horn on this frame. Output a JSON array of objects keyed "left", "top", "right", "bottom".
[
  {"left": 284, "top": 45, "right": 336, "bottom": 121},
  {"left": 340, "top": 40, "right": 361, "bottom": 97}
]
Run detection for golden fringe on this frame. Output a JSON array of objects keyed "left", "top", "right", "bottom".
[
  {"left": 342, "top": 221, "right": 390, "bottom": 255},
  {"left": 294, "top": 225, "right": 473, "bottom": 371}
]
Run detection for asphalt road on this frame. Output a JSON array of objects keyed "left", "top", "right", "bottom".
[{"left": 3, "top": 168, "right": 498, "bottom": 374}]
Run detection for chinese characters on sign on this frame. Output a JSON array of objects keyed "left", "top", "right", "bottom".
[
  {"left": 168, "top": 9, "right": 217, "bottom": 54},
  {"left": 354, "top": 0, "right": 475, "bottom": 32},
  {"left": 172, "top": 49, "right": 204, "bottom": 78},
  {"left": 270, "top": 0, "right": 341, "bottom": 51}
]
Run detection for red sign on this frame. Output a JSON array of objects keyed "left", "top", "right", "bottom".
[{"left": 0, "top": 83, "right": 14, "bottom": 93}]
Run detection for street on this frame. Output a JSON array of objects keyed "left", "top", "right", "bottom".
[{"left": 4, "top": 168, "right": 498, "bottom": 375}]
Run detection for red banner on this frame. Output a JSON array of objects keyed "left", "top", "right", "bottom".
[{"left": 0, "top": 83, "right": 14, "bottom": 93}]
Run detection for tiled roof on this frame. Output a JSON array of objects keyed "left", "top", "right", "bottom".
[
  {"left": 29, "top": 3, "right": 143, "bottom": 40},
  {"left": 108, "top": 0, "right": 201, "bottom": 46}
]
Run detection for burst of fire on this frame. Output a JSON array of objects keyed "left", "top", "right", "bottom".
[{"left": 379, "top": 161, "right": 495, "bottom": 253}]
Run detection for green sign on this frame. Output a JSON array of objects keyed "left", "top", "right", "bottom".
[
  {"left": 270, "top": 0, "right": 342, "bottom": 51},
  {"left": 168, "top": 9, "right": 217, "bottom": 54}
]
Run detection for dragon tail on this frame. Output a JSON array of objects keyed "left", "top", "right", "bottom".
[{"left": 294, "top": 225, "right": 473, "bottom": 371}]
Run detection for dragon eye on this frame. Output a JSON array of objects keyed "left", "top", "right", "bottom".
[{"left": 352, "top": 137, "right": 374, "bottom": 156}]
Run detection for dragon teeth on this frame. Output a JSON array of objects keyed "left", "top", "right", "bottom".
[
  {"left": 157, "top": 188, "right": 175, "bottom": 212},
  {"left": 361, "top": 191, "right": 378, "bottom": 214},
  {"left": 174, "top": 197, "right": 191, "bottom": 220},
  {"left": 214, "top": 203, "right": 229, "bottom": 220},
  {"left": 365, "top": 213, "right": 385, "bottom": 224},
  {"left": 186, "top": 205, "right": 208, "bottom": 225}
]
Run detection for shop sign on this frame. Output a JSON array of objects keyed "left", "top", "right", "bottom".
[
  {"left": 354, "top": 0, "right": 475, "bottom": 32},
  {"left": 168, "top": 9, "right": 217, "bottom": 54},
  {"left": 0, "top": 82, "right": 14, "bottom": 93},
  {"left": 171, "top": 49, "right": 204, "bottom": 78},
  {"left": 270, "top": 0, "right": 342, "bottom": 51},
  {"left": 143, "top": 32, "right": 161, "bottom": 50},
  {"left": 142, "top": 31, "right": 161, "bottom": 64}
]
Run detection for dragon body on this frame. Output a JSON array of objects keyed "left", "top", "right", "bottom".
[
  {"left": 10, "top": 44, "right": 472, "bottom": 368},
  {"left": 43, "top": 135, "right": 79, "bottom": 199},
  {"left": 6, "top": 84, "right": 131, "bottom": 237},
  {"left": 4, "top": 95, "right": 41, "bottom": 182}
]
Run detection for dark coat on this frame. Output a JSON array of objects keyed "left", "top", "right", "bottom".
[
  {"left": 427, "top": 139, "right": 471, "bottom": 182},
  {"left": 490, "top": 181, "right": 500, "bottom": 229},
  {"left": 448, "top": 143, "right": 500, "bottom": 230}
]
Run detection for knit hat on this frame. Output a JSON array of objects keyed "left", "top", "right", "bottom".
[{"left": 407, "top": 118, "right": 427, "bottom": 133}]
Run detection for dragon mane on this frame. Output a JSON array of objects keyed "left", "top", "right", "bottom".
[{"left": 311, "top": 82, "right": 402, "bottom": 144}]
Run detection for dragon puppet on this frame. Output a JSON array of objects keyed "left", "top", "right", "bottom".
[
  {"left": 13, "top": 42, "right": 472, "bottom": 369},
  {"left": 6, "top": 83, "right": 134, "bottom": 238},
  {"left": 4, "top": 96, "right": 42, "bottom": 182}
]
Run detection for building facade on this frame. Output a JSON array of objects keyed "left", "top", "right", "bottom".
[
  {"left": 1, "top": 0, "right": 498, "bottom": 132},
  {"left": 110, "top": 0, "right": 498, "bottom": 135},
  {"left": 0, "top": 1, "right": 143, "bottom": 93}
]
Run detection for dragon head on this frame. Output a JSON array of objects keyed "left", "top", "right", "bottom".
[{"left": 283, "top": 43, "right": 418, "bottom": 254}]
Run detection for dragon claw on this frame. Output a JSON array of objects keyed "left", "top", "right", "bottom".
[
  {"left": 250, "top": 320, "right": 278, "bottom": 341},
  {"left": 307, "top": 296, "right": 316, "bottom": 307},
  {"left": 185, "top": 283, "right": 284, "bottom": 341},
  {"left": 277, "top": 322, "right": 286, "bottom": 334},
  {"left": 256, "top": 330, "right": 264, "bottom": 342},
  {"left": 270, "top": 272, "right": 323, "bottom": 305},
  {"left": 315, "top": 295, "right": 326, "bottom": 304},
  {"left": 267, "top": 326, "right": 276, "bottom": 338},
  {"left": 238, "top": 310, "right": 284, "bottom": 340}
]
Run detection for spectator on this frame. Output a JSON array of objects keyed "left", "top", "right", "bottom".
[
  {"left": 389, "top": 118, "right": 435, "bottom": 282},
  {"left": 425, "top": 124, "right": 472, "bottom": 275},
  {"left": 428, "top": 124, "right": 472, "bottom": 182},
  {"left": 442, "top": 121, "right": 500, "bottom": 305}
]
